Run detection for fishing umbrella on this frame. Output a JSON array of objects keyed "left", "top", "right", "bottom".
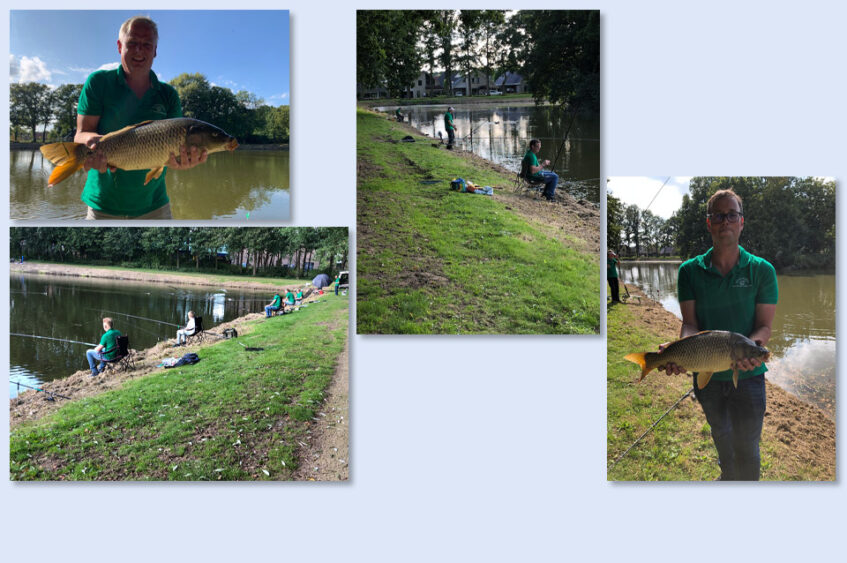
[{"left": 311, "top": 273, "right": 331, "bottom": 288}]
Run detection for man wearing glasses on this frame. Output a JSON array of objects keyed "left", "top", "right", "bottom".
[{"left": 660, "top": 189, "right": 778, "bottom": 480}]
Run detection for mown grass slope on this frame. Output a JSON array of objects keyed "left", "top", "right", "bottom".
[
  {"left": 11, "top": 295, "right": 349, "bottom": 481},
  {"left": 357, "top": 108, "right": 599, "bottom": 334}
]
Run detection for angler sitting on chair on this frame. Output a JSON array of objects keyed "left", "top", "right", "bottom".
[
  {"left": 86, "top": 317, "right": 121, "bottom": 376},
  {"left": 265, "top": 292, "right": 283, "bottom": 317},
  {"left": 522, "top": 139, "right": 558, "bottom": 202},
  {"left": 175, "top": 310, "right": 196, "bottom": 346}
]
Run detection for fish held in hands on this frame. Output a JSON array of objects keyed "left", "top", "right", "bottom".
[
  {"left": 39, "top": 118, "right": 238, "bottom": 187},
  {"left": 624, "top": 330, "right": 769, "bottom": 389}
]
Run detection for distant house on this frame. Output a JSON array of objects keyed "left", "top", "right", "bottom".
[
  {"left": 357, "top": 83, "right": 389, "bottom": 99},
  {"left": 451, "top": 71, "right": 492, "bottom": 96},
  {"left": 494, "top": 71, "right": 529, "bottom": 94}
]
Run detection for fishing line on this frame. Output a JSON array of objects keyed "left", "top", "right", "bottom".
[
  {"left": 549, "top": 104, "right": 581, "bottom": 173},
  {"left": 607, "top": 387, "right": 694, "bottom": 472},
  {"left": 87, "top": 308, "right": 180, "bottom": 328},
  {"left": 644, "top": 177, "right": 672, "bottom": 214},
  {"left": 11, "top": 333, "right": 98, "bottom": 347}
]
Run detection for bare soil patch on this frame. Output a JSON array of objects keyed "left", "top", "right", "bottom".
[{"left": 619, "top": 286, "right": 835, "bottom": 479}]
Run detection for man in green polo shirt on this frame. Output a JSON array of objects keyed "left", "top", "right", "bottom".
[
  {"left": 75, "top": 16, "right": 208, "bottom": 219},
  {"left": 660, "top": 189, "right": 778, "bottom": 480},
  {"left": 86, "top": 317, "right": 121, "bottom": 376},
  {"left": 607, "top": 249, "right": 621, "bottom": 303},
  {"left": 522, "top": 139, "right": 558, "bottom": 202},
  {"left": 265, "top": 293, "right": 283, "bottom": 317},
  {"left": 444, "top": 107, "right": 456, "bottom": 146}
]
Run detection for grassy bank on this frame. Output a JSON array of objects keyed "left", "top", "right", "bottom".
[
  {"left": 357, "top": 108, "right": 599, "bottom": 334},
  {"left": 10, "top": 295, "right": 349, "bottom": 481},
  {"left": 12, "top": 261, "right": 305, "bottom": 288},
  {"left": 607, "top": 291, "right": 835, "bottom": 481}
]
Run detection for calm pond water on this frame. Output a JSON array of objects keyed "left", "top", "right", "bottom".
[
  {"left": 383, "top": 102, "right": 600, "bottom": 203},
  {"left": 619, "top": 262, "right": 836, "bottom": 419},
  {"left": 10, "top": 149, "right": 290, "bottom": 220},
  {"left": 9, "top": 273, "right": 281, "bottom": 398}
]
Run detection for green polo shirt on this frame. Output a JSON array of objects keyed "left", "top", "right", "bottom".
[
  {"left": 271, "top": 294, "right": 282, "bottom": 308},
  {"left": 678, "top": 246, "right": 778, "bottom": 381},
  {"left": 285, "top": 291, "right": 295, "bottom": 304},
  {"left": 444, "top": 112, "right": 455, "bottom": 131},
  {"left": 522, "top": 150, "right": 543, "bottom": 180},
  {"left": 77, "top": 67, "right": 182, "bottom": 216},
  {"left": 99, "top": 329, "right": 122, "bottom": 361},
  {"left": 607, "top": 257, "right": 618, "bottom": 278}
]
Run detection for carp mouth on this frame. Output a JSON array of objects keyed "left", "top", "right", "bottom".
[{"left": 226, "top": 138, "right": 239, "bottom": 152}]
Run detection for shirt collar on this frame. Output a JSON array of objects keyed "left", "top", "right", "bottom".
[
  {"left": 697, "top": 245, "right": 750, "bottom": 273},
  {"left": 116, "top": 66, "right": 160, "bottom": 89}
]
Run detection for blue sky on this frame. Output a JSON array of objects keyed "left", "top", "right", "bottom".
[{"left": 10, "top": 10, "right": 289, "bottom": 106}]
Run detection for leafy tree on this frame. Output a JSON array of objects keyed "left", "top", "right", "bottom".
[
  {"left": 606, "top": 190, "right": 624, "bottom": 254},
  {"left": 11, "top": 82, "right": 51, "bottom": 141},
  {"left": 357, "top": 11, "right": 425, "bottom": 97},
  {"left": 51, "top": 83, "right": 83, "bottom": 139}
]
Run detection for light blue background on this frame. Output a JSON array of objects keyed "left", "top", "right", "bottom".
[{"left": 2, "top": 1, "right": 845, "bottom": 561}]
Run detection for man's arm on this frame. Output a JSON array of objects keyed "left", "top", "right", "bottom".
[
  {"left": 736, "top": 303, "right": 776, "bottom": 371},
  {"left": 74, "top": 114, "right": 116, "bottom": 176}
]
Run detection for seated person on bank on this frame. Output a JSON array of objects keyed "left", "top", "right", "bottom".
[
  {"left": 395, "top": 108, "right": 404, "bottom": 122},
  {"left": 522, "top": 138, "right": 558, "bottom": 201},
  {"left": 86, "top": 317, "right": 121, "bottom": 376},
  {"left": 285, "top": 290, "right": 296, "bottom": 307},
  {"left": 265, "top": 293, "right": 283, "bottom": 317},
  {"left": 295, "top": 290, "right": 303, "bottom": 306},
  {"left": 175, "top": 310, "right": 196, "bottom": 346}
]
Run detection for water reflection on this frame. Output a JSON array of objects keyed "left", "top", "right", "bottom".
[
  {"left": 9, "top": 273, "right": 276, "bottom": 397},
  {"left": 10, "top": 149, "right": 290, "bottom": 220},
  {"left": 619, "top": 262, "right": 836, "bottom": 418},
  {"left": 386, "top": 102, "right": 600, "bottom": 202}
]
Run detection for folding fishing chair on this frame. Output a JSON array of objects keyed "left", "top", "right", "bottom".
[
  {"left": 185, "top": 316, "right": 206, "bottom": 344},
  {"left": 101, "top": 335, "right": 136, "bottom": 373},
  {"left": 512, "top": 159, "right": 546, "bottom": 197}
]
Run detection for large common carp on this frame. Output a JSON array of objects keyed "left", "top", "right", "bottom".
[
  {"left": 624, "top": 330, "right": 769, "bottom": 389},
  {"left": 39, "top": 118, "right": 238, "bottom": 186}
]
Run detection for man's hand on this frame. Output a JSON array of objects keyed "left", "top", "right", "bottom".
[
  {"left": 82, "top": 137, "right": 117, "bottom": 174},
  {"left": 656, "top": 342, "right": 687, "bottom": 375},
  {"left": 542, "top": 159, "right": 551, "bottom": 167},
  {"left": 167, "top": 145, "right": 208, "bottom": 170},
  {"left": 735, "top": 339, "right": 765, "bottom": 371}
]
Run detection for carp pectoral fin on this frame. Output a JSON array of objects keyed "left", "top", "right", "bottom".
[
  {"left": 696, "top": 372, "right": 713, "bottom": 390},
  {"left": 40, "top": 142, "right": 85, "bottom": 186},
  {"left": 624, "top": 352, "right": 651, "bottom": 381},
  {"left": 732, "top": 368, "right": 739, "bottom": 388},
  {"left": 144, "top": 167, "right": 165, "bottom": 185}
]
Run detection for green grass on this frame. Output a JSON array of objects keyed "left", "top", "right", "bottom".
[
  {"left": 356, "top": 108, "right": 599, "bottom": 334},
  {"left": 10, "top": 295, "right": 349, "bottom": 481},
  {"left": 19, "top": 261, "right": 303, "bottom": 287}
]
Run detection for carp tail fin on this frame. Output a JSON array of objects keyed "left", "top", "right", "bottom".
[{"left": 39, "top": 142, "right": 85, "bottom": 186}]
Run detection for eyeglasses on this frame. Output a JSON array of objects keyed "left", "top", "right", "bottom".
[{"left": 708, "top": 211, "right": 743, "bottom": 223}]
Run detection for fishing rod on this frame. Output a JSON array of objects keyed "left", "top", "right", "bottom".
[
  {"left": 608, "top": 387, "right": 694, "bottom": 472},
  {"left": 11, "top": 333, "right": 97, "bottom": 347},
  {"left": 11, "top": 380, "right": 72, "bottom": 401},
  {"left": 548, "top": 103, "right": 581, "bottom": 173},
  {"left": 86, "top": 308, "right": 180, "bottom": 328}
]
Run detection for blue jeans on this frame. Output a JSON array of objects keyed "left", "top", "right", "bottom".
[
  {"left": 537, "top": 171, "right": 558, "bottom": 198},
  {"left": 265, "top": 305, "right": 280, "bottom": 317},
  {"left": 697, "top": 374, "right": 766, "bottom": 480},
  {"left": 447, "top": 128, "right": 455, "bottom": 144},
  {"left": 86, "top": 349, "right": 107, "bottom": 373}
]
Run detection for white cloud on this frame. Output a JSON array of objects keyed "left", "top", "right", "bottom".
[
  {"left": 9, "top": 54, "right": 52, "bottom": 83},
  {"left": 97, "top": 62, "right": 120, "bottom": 71},
  {"left": 607, "top": 176, "right": 691, "bottom": 219},
  {"left": 268, "top": 92, "right": 289, "bottom": 101}
]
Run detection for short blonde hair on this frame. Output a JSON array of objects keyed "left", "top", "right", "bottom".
[
  {"left": 103, "top": 317, "right": 113, "bottom": 328},
  {"left": 188, "top": 310, "right": 195, "bottom": 318},
  {"left": 707, "top": 189, "right": 743, "bottom": 215},
  {"left": 119, "top": 16, "right": 158, "bottom": 44}
]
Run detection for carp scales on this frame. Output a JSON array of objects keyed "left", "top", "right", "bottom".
[
  {"left": 624, "top": 330, "right": 769, "bottom": 389},
  {"left": 39, "top": 118, "right": 238, "bottom": 186}
]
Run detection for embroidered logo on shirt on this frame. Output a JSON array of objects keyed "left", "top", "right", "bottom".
[
  {"left": 151, "top": 104, "right": 166, "bottom": 116},
  {"left": 732, "top": 277, "right": 751, "bottom": 288}
]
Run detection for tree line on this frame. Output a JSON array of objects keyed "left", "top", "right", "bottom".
[
  {"left": 356, "top": 10, "right": 599, "bottom": 111},
  {"left": 608, "top": 177, "right": 835, "bottom": 271},
  {"left": 11, "top": 228, "right": 347, "bottom": 278},
  {"left": 10, "top": 73, "right": 289, "bottom": 144}
]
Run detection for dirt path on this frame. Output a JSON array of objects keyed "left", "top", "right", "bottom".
[
  {"left": 292, "top": 337, "right": 350, "bottom": 481},
  {"left": 11, "top": 262, "right": 304, "bottom": 292},
  {"left": 618, "top": 286, "right": 835, "bottom": 479}
]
